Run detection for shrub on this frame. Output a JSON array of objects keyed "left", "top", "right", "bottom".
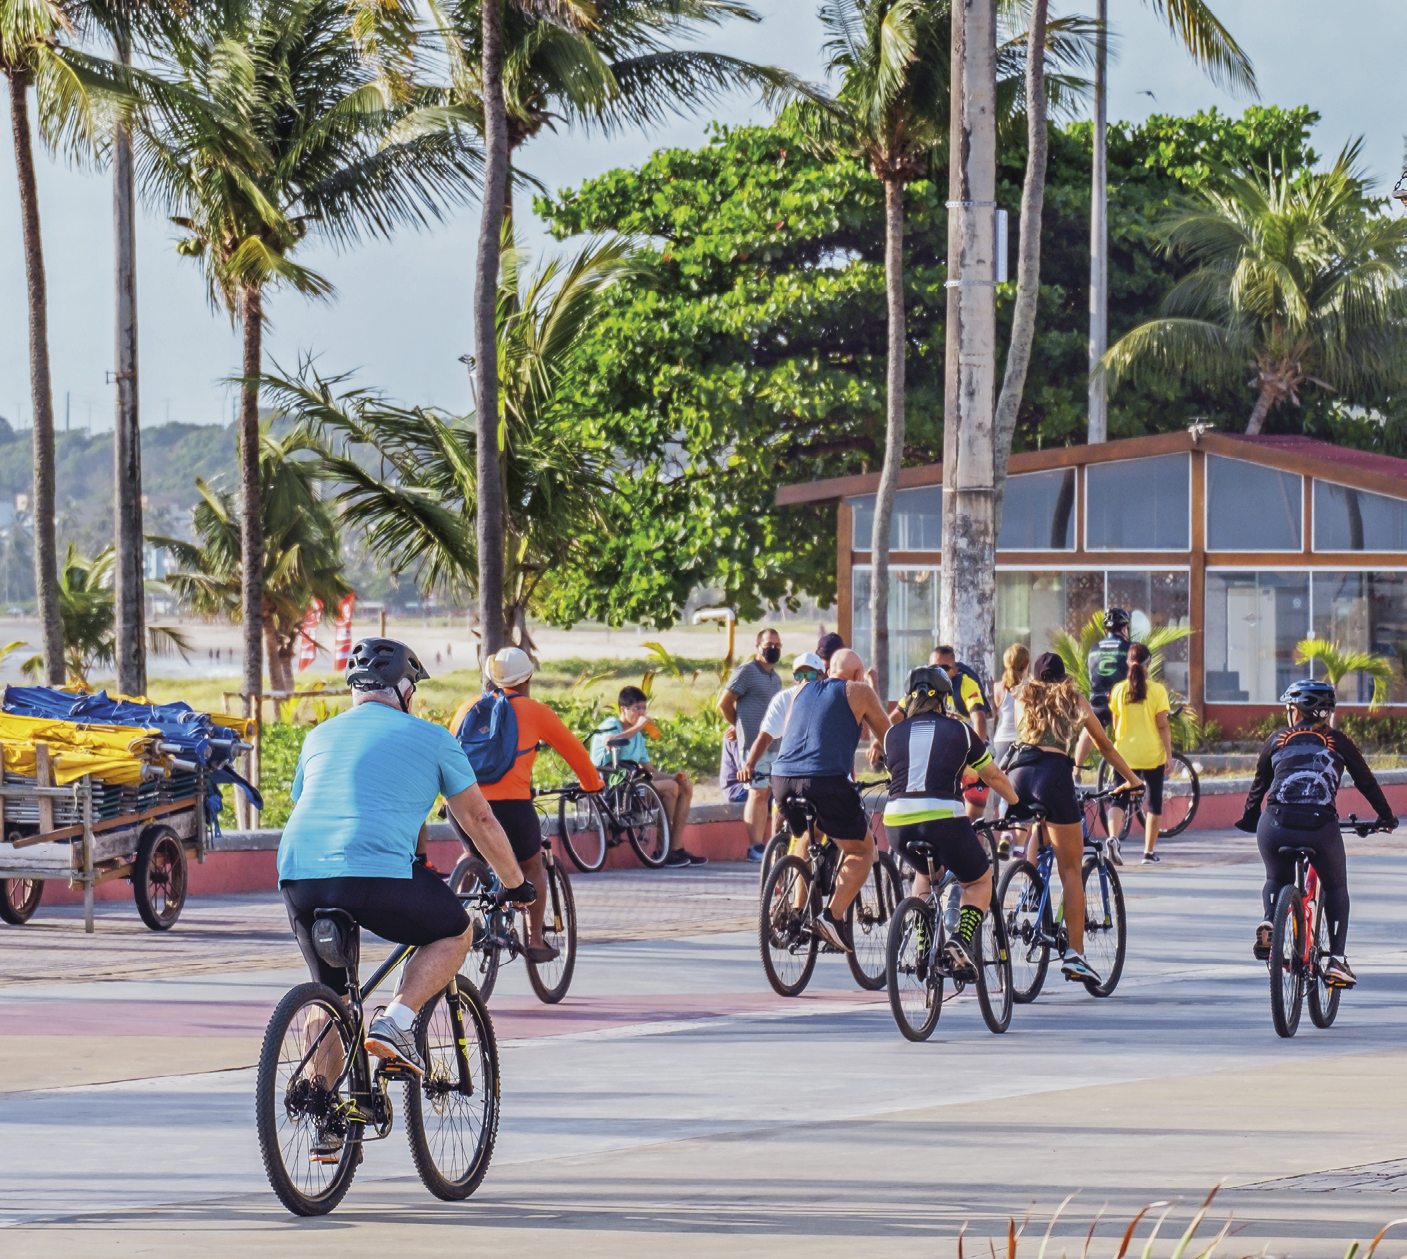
[{"left": 256, "top": 722, "right": 311, "bottom": 828}]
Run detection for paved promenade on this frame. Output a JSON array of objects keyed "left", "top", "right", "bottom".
[{"left": 3, "top": 831, "right": 1406, "bottom": 1257}]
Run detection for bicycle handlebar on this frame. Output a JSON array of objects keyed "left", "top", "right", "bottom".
[
  {"left": 1081, "top": 784, "right": 1146, "bottom": 804},
  {"left": 1341, "top": 812, "right": 1397, "bottom": 837}
]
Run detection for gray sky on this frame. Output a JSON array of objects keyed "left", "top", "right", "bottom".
[{"left": 1, "top": 0, "right": 1403, "bottom": 434}]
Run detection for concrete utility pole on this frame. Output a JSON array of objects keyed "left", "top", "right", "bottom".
[
  {"left": 1087, "top": 0, "right": 1109, "bottom": 444},
  {"left": 113, "top": 32, "right": 147, "bottom": 697},
  {"left": 939, "top": 0, "right": 999, "bottom": 685}
]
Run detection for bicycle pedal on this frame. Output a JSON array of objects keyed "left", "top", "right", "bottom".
[{"left": 376, "top": 1062, "right": 415, "bottom": 1082}]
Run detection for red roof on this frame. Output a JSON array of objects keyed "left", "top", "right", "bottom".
[{"left": 1216, "top": 433, "right": 1407, "bottom": 484}]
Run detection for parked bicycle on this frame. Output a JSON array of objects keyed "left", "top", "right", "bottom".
[
  {"left": 758, "top": 793, "right": 903, "bottom": 996},
  {"left": 255, "top": 912, "right": 498, "bottom": 1216},
  {"left": 885, "top": 815, "right": 1016, "bottom": 1040},
  {"left": 557, "top": 738, "right": 669, "bottom": 871},
  {"left": 996, "top": 786, "right": 1135, "bottom": 1000},
  {"left": 1266, "top": 815, "right": 1391, "bottom": 1039},
  {"left": 450, "top": 790, "right": 577, "bottom": 1004}
]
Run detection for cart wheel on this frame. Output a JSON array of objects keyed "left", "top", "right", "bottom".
[
  {"left": 134, "top": 825, "right": 188, "bottom": 931},
  {"left": 0, "top": 877, "right": 42, "bottom": 925}
]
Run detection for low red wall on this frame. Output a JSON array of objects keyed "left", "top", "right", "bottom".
[{"left": 34, "top": 784, "right": 1407, "bottom": 909}]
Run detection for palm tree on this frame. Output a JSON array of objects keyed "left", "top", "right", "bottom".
[
  {"left": 266, "top": 236, "right": 628, "bottom": 656},
  {"left": 1101, "top": 148, "right": 1407, "bottom": 434},
  {"left": 1085, "top": 0, "right": 1255, "bottom": 443},
  {"left": 1295, "top": 639, "right": 1397, "bottom": 716},
  {"left": 20, "top": 544, "right": 191, "bottom": 686},
  {"left": 785, "top": 0, "right": 1088, "bottom": 695},
  {"left": 1, "top": 0, "right": 103, "bottom": 683},
  {"left": 154, "top": 430, "right": 349, "bottom": 694},
  {"left": 130, "top": 0, "right": 482, "bottom": 710}
]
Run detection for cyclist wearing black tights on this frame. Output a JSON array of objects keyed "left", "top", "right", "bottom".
[
  {"left": 883, "top": 667, "right": 1024, "bottom": 979},
  {"left": 1236, "top": 678, "right": 1397, "bottom": 988}
]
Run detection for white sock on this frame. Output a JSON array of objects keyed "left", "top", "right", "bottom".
[{"left": 384, "top": 1001, "right": 416, "bottom": 1031}]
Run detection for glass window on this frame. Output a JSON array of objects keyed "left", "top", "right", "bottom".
[
  {"left": 1312, "top": 481, "right": 1407, "bottom": 552},
  {"left": 1206, "top": 456, "right": 1302, "bottom": 551},
  {"left": 849, "top": 486, "right": 943, "bottom": 552},
  {"left": 998, "top": 469, "right": 1076, "bottom": 550},
  {"left": 852, "top": 566, "right": 939, "bottom": 698},
  {"left": 1085, "top": 454, "right": 1190, "bottom": 550},
  {"left": 1204, "top": 570, "right": 1310, "bottom": 703},
  {"left": 997, "top": 570, "right": 1190, "bottom": 697},
  {"left": 1310, "top": 571, "right": 1407, "bottom": 704}
]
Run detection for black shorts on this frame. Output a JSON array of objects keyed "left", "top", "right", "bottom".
[
  {"left": 448, "top": 797, "right": 543, "bottom": 864},
  {"left": 890, "top": 816, "right": 990, "bottom": 884},
  {"left": 282, "top": 863, "right": 471, "bottom": 994},
  {"left": 773, "top": 774, "right": 870, "bottom": 842},
  {"left": 1009, "top": 750, "right": 1081, "bottom": 826},
  {"left": 1134, "top": 763, "right": 1165, "bottom": 814}
]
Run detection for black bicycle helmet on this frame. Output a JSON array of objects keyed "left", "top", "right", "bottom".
[
  {"left": 345, "top": 638, "right": 430, "bottom": 699},
  {"left": 1280, "top": 678, "right": 1337, "bottom": 720},
  {"left": 904, "top": 665, "right": 953, "bottom": 701},
  {"left": 1104, "top": 607, "right": 1131, "bottom": 632}
]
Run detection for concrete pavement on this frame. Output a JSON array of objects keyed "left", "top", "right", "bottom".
[{"left": 3, "top": 841, "right": 1407, "bottom": 1257}]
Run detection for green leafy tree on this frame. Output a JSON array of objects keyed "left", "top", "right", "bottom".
[
  {"left": 1101, "top": 145, "right": 1407, "bottom": 434},
  {"left": 155, "top": 430, "right": 349, "bottom": 694},
  {"left": 1295, "top": 639, "right": 1397, "bottom": 715},
  {"left": 533, "top": 105, "right": 1320, "bottom": 627},
  {"left": 266, "top": 237, "right": 629, "bottom": 656},
  {"left": 2, "top": 0, "right": 109, "bottom": 682},
  {"left": 130, "top": 0, "right": 481, "bottom": 705}
]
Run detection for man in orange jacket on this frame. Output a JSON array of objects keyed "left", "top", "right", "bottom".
[{"left": 450, "top": 647, "right": 604, "bottom": 962}]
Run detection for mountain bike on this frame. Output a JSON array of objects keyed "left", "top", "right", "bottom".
[
  {"left": 996, "top": 786, "right": 1133, "bottom": 1001},
  {"left": 255, "top": 914, "right": 498, "bottom": 1216},
  {"left": 884, "top": 816, "right": 1016, "bottom": 1040},
  {"left": 450, "top": 791, "right": 577, "bottom": 1004},
  {"left": 1266, "top": 816, "right": 1390, "bottom": 1039},
  {"left": 759, "top": 793, "right": 903, "bottom": 996},
  {"left": 556, "top": 740, "right": 669, "bottom": 871}
]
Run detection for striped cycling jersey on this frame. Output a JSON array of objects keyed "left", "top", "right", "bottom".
[{"left": 881, "top": 713, "right": 992, "bottom": 825}]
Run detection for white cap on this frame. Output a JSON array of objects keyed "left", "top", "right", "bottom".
[
  {"left": 485, "top": 646, "right": 534, "bottom": 688},
  {"left": 792, "top": 652, "right": 824, "bottom": 673}
]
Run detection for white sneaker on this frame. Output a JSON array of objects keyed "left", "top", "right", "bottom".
[{"left": 1107, "top": 837, "right": 1123, "bottom": 866}]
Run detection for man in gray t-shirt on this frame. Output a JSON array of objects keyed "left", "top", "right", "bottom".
[{"left": 718, "top": 628, "right": 783, "bottom": 861}]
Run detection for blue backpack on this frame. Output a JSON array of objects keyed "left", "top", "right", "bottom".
[{"left": 455, "top": 689, "right": 531, "bottom": 784}]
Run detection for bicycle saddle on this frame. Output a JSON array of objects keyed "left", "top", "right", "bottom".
[
  {"left": 606, "top": 735, "right": 632, "bottom": 748},
  {"left": 1277, "top": 846, "right": 1318, "bottom": 858},
  {"left": 311, "top": 908, "right": 360, "bottom": 973},
  {"left": 786, "top": 795, "right": 819, "bottom": 817}
]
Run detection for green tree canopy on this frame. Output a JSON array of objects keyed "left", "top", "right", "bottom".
[{"left": 531, "top": 104, "right": 1324, "bottom": 626}]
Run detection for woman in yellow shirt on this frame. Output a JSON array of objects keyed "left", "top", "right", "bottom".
[{"left": 1108, "top": 642, "right": 1172, "bottom": 864}]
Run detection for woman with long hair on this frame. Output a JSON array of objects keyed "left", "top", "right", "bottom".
[
  {"left": 1009, "top": 653, "right": 1141, "bottom": 985},
  {"left": 991, "top": 643, "right": 1029, "bottom": 768},
  {"left": 1107, "top": 642, "right": 1171, "bottom": 864}
]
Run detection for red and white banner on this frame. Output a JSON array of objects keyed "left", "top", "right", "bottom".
[
  {"left": 296, "top": 598, "right": 324, "bottom": 672},
  {"left": 333, "top": 592, "right": 357, "bottom": 671}
]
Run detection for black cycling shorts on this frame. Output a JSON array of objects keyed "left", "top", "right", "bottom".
[
  {"left": 1135, "top": 763, "right": 1165, "bottom": 815},
  {"left": 450, "top": 797, "right": 543, "bottom": 864},
  {"left": 1009, "top": 750, "right": 1081, "bottom": 826},
  {"left": 773, "top": 774, "right": 870, "bottom": 842},
  {"left": 281, "top": 863, "right": 471, "bottom": 994},
  {"left": 890, "top": 816, "right": 989, "bottom": 885}
]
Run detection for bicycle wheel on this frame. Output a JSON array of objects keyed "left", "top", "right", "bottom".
[
  {"left": 759, "top": 830, "right": 791, "bottom": 890},
  {"left": 1269, "top": 884, "right": 1305, "bottom": 1038},
  {"left": 975, "top": 899, "right": 1014, "bottom": 1033},
  {"left": 133, "top": 825, "right": 187, "bottom": 931},
  {"left": 1154, "top": 753, "right": 1200, "bottom": 837},
  {"left": 846, "top": 851, "right": 902, "bottom": 992},
  {"left": 886, "top": 896, "right": 942, "bottom": 1041},
  {"left": 558, "top": 793, "right": 608, "bottom": 872},
  {"left": 625, "top": 782, "right": 670, "bottom": 868},
  {"left": 759, "top": 855, "right": 818, "bottom": 997},
  {"left": 998, "top": 860, "right": 1050, "bottom": 1003},
  {"left": 1079, "top": 857, "right": 1126, "bottom": 997},
  {"left": 405, "top": 975, "right": 500, "bottom": 1200},
  {"left": 1307, "top": 897, "right": 1341, "bottom": 1029},
  {"left": 255, "top": 982, "right": 363, "bottom": 1216},
  {"left": 0, "top": 876, "right": 42, "bottom": 925},
  {"left": 449, "top": 857, "right": 500, "bottom": 1001},
  {"left": 525, "top": 859, "right": 577, "bottom": 1004}
]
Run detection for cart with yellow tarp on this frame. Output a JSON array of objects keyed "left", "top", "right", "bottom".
[{"left": 0, "top": 687, "right": 258, "bottom": 932}]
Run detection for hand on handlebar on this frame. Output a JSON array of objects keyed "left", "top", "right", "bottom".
[
  {"left": 496, "top": 879, "right": 537, "bottom": 907},
  {"left": 1004, "top": 800, "right": 1043, "bottom": 824},
  {"left": 1376, "top": 813, "right": 1399, "bottom": 833}
]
